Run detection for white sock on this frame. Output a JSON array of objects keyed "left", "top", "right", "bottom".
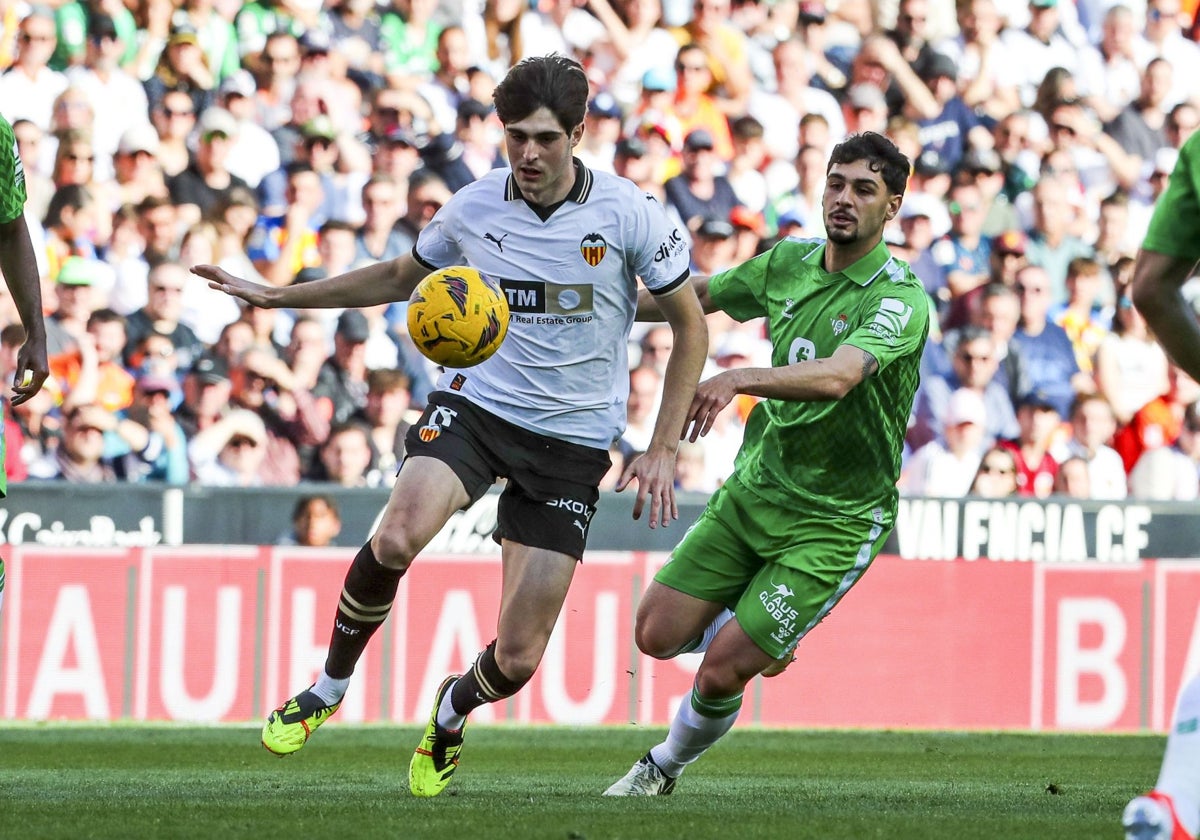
[
  {"left": 310, "top": 672, "right": 351, "bottom": 706},
  {"left": 1157, "top": 672, "right": 1200, "bottom": 836},
  {"left": 691, "top": 608, "right": 735, "bottom": 655},
  {"left": 436, "top": 679, "right": 466, "bottom": 730},
  {"left": 649, "top": 684, "right": 742, "bottom": 779}
]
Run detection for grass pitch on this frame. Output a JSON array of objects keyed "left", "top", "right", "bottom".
[{"left": 0, "top": 724, "right": 1160, "bottom": 840}]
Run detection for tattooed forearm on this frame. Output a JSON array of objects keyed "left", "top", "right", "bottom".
[{"left": 861, "top": 350, "right": 879, "bottom": 379}]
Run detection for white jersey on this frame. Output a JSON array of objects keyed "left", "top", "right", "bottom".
[{"left": 415, "top": 162, "right": 690, "bottom": 449}]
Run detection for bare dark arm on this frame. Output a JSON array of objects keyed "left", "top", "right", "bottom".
[
  {"left": 1131, "top": 249, "right": 1200, "bottom": 379},
  {"left": 0, "top": 213, "right": 48, "bottom": 405}
]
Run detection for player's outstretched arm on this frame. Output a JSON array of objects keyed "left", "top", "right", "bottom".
[
  {"left": 0, "top": 213, "right": 48, "bottom": 406},
  {"left": 618, "top": 282, "right": 708, "bottom": 528},
  {"left": 193, "top": 252, "right": 428, "bottom": 311},
  {"left": 1131, "top": 248, "right": 1200, "bottom": 379}
]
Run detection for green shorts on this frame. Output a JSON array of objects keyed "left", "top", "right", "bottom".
[
  {"left": 654, "top": 473, "right": 891, "bottom": 660},
  {"left": 1143, "top": 132, "right": 1200, "bottom": 261}
]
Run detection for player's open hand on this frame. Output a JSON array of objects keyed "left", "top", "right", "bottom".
[
  {"left": 615, "top": 444, "right": 678, "bottom": 529},
  {"left": 684, "top": 371, "right": 739, "bottom": 442},
  {"left": 191, "top": 264, "right": 273, "bottom": 309}
]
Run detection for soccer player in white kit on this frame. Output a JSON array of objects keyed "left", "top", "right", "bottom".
[{"left": 194, "top": 54, "right": 709, "bottom": 797}]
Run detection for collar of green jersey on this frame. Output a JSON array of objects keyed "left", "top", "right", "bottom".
[{"left": 805, "top": 239, "right": 893, "bottom": 287}]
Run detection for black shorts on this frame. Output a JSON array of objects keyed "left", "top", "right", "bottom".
[{"left": 403, "top": 391, "right": 612, "bottom": 560}]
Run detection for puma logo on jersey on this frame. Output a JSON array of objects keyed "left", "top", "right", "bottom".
[{"left": 484, "top": 232, "right": 509, "bottom": 251}]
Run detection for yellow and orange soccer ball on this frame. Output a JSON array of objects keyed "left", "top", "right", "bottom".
[{"left": 407, "top": 266, "right": 510, "bottom": 368}]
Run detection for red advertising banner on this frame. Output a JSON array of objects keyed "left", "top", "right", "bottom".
[{"left": 2, "top": 546, "right": 1198, "bottom": 732}]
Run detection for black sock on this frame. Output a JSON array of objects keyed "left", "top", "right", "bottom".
[
  {"left": 324, "top": 542, "right": 404, "bottom": 679},
  {"left": 449, "top": 640, "right": 529, "bottom": 716}
]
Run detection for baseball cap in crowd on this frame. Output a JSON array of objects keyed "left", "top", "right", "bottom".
[
  {"left": 198, "top": 108, "right": 238, "bottom": 139},
  {"left": 994, "top": 229, "right": 1027, "bottom": 256},
  {"left": 456, "top": 98, "right": 492, "bottom": 122},
  {"left": 683, "top": 129, "right": 715, "bottom": 152},
  {"left": 383, "top": 125, "right": 420, "bottom": 148},
  {"left": 847, "top": 84, "right": 887, "bottom": 114},
  {"left": 615, "top": 137, "right": 648, "bottom": 159},
  {"left": 899, "top": 192, "right": 943, "bottom": 222},
  {"left": 914, "top": 148, "right": 952, "bottom": 178},
  {"left": 696, "top": 217, "right": 735, "bottom": 239},
  {"left": 117, "top": 123, "right": 160, "bottom": 157},
  {"left": 588, "top": 93, "right": 622, "bottom": 120},
  {"left": 961, "top": 147, "right": 1002, "bottom": 175},
  {"left": 729, "top": 206, "right": 767, "bottom": 238},
  {"left": 298, "top": 29, "right": 332, "bottom": 54},
  {"left": 336, "top": 310, "right": 370, "bottom": 343},
  {"left": 883, "top": 225, "right": 908, "bottom": 248},
  {"left": 945, "top": 388, "right": 987, "bottom": 427},
  {"left": 168, "top": 22, "right": 199, "bottom": 46},
  {"left": 715, "top": 331, "right": 759, "bottom": 362},
  {"left": 1017, "top": 389, "right": 1058, "bottom": 412},
  {"left": 776, "top": 207, "right": 807, "bottom": 229},
  {"left": 136, "top": 371, "right": 178, "bottom": 395},
  {"left": 87, "top": 13, "right": 118, "bottom": 41},
  {"left": 219, "top": 69, "right": 257, "bottom": 99},
  {"left": 190, "top": 354, "right": 230, "bottom": 385},
  {"left": 798, "top": 0, "right": 827, "bottom": 24},
  {"left": 301, "top": 115, "right": 337, "bottom": 141},
  {"left": 56, "top": 257, "right": 101, "bottom": 287},
  {"left": 920, "top": 52, "right": 959, "bottom": 82},
  {"left": 641, "top": 66, "right": 677, "bottom": 93}
]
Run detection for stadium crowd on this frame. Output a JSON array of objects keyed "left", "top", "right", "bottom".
[{"left": 3, "top": 0, "right": 1200, "bottom": 500}]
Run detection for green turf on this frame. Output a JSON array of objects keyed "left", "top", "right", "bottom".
[{"left": 0, "top": 724, "right": 1163, "bottom": 840}]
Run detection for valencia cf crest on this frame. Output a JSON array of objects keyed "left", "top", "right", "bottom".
[{"left": 580, "top": 233, "right": 607, "bottom": 266}]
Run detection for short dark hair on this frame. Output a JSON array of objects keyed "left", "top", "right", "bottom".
[
  {"left": 827, "top": 132, "right": 910, "bottom": 198},
  {"left": 493, "top": 54, "right": 589, "bottom": 134},
  {"left": 292, "top": 493, "right": 339, "bottom": 522},
  {"left": 367, "top": 367, "right": 411, "bottom": 393}
]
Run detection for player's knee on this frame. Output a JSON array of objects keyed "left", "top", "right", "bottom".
[
  {"left": 369, "top": 529, "right": 419, "bottom": 571},
  {"left": 633, "top": 620, "right": 680, "bottom": 660},
  {"left": 695, "top": 661, "right": 749, "bottom": 698}
]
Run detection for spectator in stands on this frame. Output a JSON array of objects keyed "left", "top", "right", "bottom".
[
  {"left": 247, "top": 30, "right": 303, "bottom": 132},
  {"left": 28, "top": 402, "right": 142, "bottom": 482},
  {"left": 379, "top": 0, "right": 440, "bottom": 84},
  {"left": 968, "top": 444, "right": 1020, "bottom": 497},
  {"left": 769, "top": 142, "right": 829, "bottom": 241},
  {"left": 1011, "top": 264, "right": 1090, "bottom": 417},
  {"left": 53, "top": 308, "right": 135, "bottom": 414},
  {"left": 902, "top": 387, "right": 987, "bottom": 497},
  {"left": 187, "top": 407, "right": 271, "bottom": 486},
  {"left": 669, "top": 0, "right": 752, "bottom": 115},
  {"left": 313, "top": 309, "right": 371, "bottom": 426},
  {"left": 1128, "top": 399, "right": 1200, "bottom": 500},
  {"left": 1077, "top": 3, "right": 1141, "bottom": 124},
  {"left": 112, "top": 124, "right": 168, "bottom": 208},
  {"left": 0, "top": 9, "right": 67, "bottom": 132},
  {"left": 352, "top": 367, "right": 412, "bottom": 479},
  {"left": 283, "top": 315, "right": 329, "bottom": 391},
  {"left": 117, "top": 371, "right": 189, "bottom": 484},
  {"left": 176, "top": 353, "right": 231, "bottom": 438},
  {"left": 689, "top": 216, "right": 738, "bottom": 275},
  {"left": 665, "top": 129, "right": 742, "bottom": 233},
  {"left": 167, "top": 107, "right": 250, "bottom": 225},
  {"left": 613, "top": 136, "right": 663, "bottom": 202},
  {"left": 216, "top": 70, "right": 280, "bottom": 190},
  {"left": 278, "top": 493, "right": 344, "bottom": 547},
  {"left": 577, "top": 94, "right": 623, "bottom": 175},
  {"left": 619, "top": 363, "right": 662, "bottom": 460},
  {"left": 394, "top": 170, "right": 453, "bottom": 244},
  {"left": 149, "top": 89, "right": 197, "bottom": 178},
  {"left": 1112, "top": 363, "right": 1200, "bottom": 477},
  {"left": 909, "top": 324, "right": 1018, "bottom": 450},
  {"left": 998, "top": 389, "right": 1061, "bottom": 498},
  {"left": 1102, "top": 56, "right": 1173, "bottom": 175},
  {"left": 935, "top": 179, "right": 993, "bottom": 306},
  {"left": 849, "top": 32, "right": 939, "bottom": 121},
  {"left": 11, "top": 119, "right": 53, "bottom": 221},
  {"left": 665, "top": 43, "right": 735, "bottom": 160},
  {"left": 174, "top": 0, "right": 241, "bottom": 83},
  {"left": 144, "top": 24, "right": 215, "bottom": 118},
  {"left": 747, "top": 37, "right": 844, "bottom": 167},
  {"left": 936, "top": 0, "right": 1019, "bottom": 123},
  {"left": 1142, "top": 0, "right": 1200, "bottom": 112},
  {"left": 1051, "top": 454, "right": 1091, "bottom": 498},
  {"left": 123, "top": 263, "right": 206, "bottom": 373},
  {"left": 1094, "top": 279, "right": 1170, "bottom": 427},
  {"left": 45, "top": 256, "right": 101, "bottom": 358},
  {"left": 416, "top": 26, "right": 470, "bottom": 133},
  {"left": 247, "top": 162, "right": 325, "bottom": 288},
  {"left": 230, "top": 343, "right": 329, "bottom": 484},
  {"left": 1052, "top": 256, "right": 1110, "bottom": 379},
  {"left": 1053, "top": 393, "right": 1127, "bottom": 499},
  {"left": 673, "top": 439, "right": 714, "bottom": 493},
  {"left": 310, "top": 421, "right": 377, "bottom": 486}
]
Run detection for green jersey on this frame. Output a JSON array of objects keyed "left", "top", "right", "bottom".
[
  {"left": 0, "top": 113, "right": 26, "bottom": 225},
  {"left": 1143, "top": 130, "right": 1200, "bottom": 261},
  {"left": 709, "top": 237, "right": 929, "bottom": 521}
]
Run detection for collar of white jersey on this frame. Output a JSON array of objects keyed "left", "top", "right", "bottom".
[
  {"left": 504, "top": 158, "right": 594, "bottom": 204},
  {"left": 805, "top": 238, "right": 896, "bottom": 287}
]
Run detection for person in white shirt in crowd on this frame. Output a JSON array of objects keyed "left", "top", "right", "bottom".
[
  {"left": 901, "top": 387, "right": 988, "bottom": 497},
  {"left": 215, "top": 70, "right": 280, "bottom": 190},
  {"left": 1052, "top": 393, "right": 1128, "bottom": 499},
  {"left": 0, "top": 9, "right": 68, "bottom": 132}
]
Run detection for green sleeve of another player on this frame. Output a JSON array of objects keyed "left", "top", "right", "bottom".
[
  {"left": 708, "top": 250, "right": 773, "bottom": 321},
  {"left": 1143, "top": 132, "right": 1200, "bottom": 261},
  {"left": 842, "top": 274, "right": 929, "bottom": 371},
  {"left": 0, "top": 114, "right": 27, "bottom": 225}
]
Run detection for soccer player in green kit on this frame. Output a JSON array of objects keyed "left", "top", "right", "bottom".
[
  {"left": 0, "top": 111, "right": 51, "bottom": 619},
  {"left": 1121, "top": 132, "right": 1200, "bottom": 840},
  {"left": 606, "top": 132, "right": 928, "bottom": 796}
]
